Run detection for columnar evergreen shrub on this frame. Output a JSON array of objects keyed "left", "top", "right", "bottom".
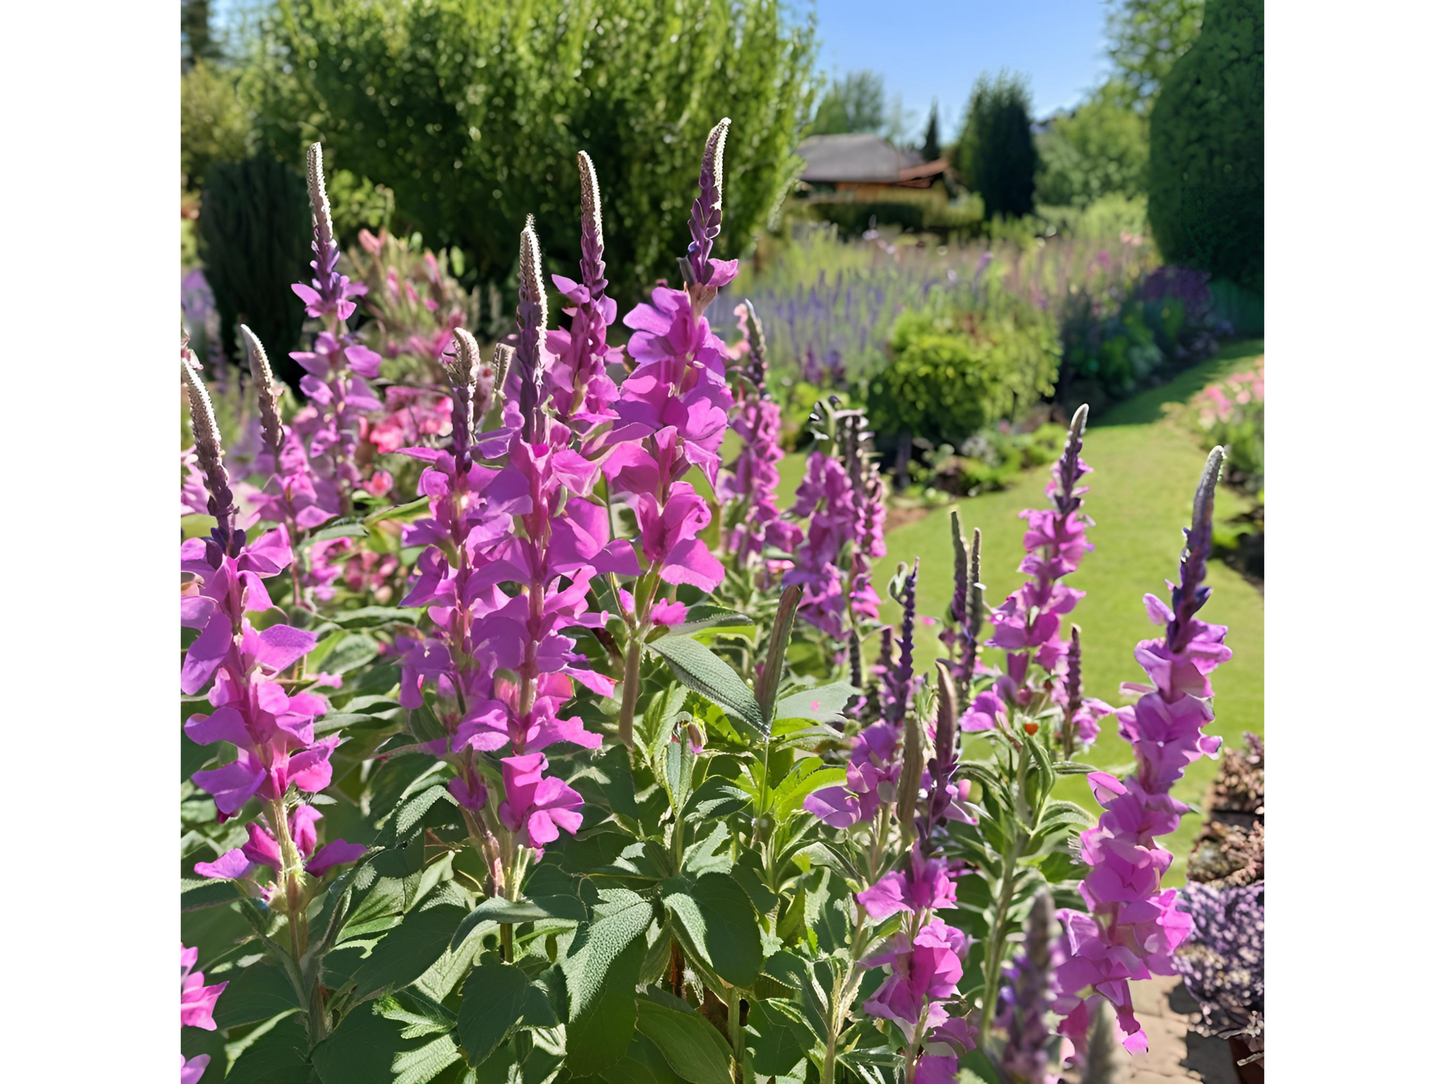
[
  {"left": 1147, "top": 0, "right": 1264, "bottom": 293},
  {"left": 955, "top": 71, "right": 1039, "bottom": 219},
  {"left": 196, "top": 156, "right": 312, "bottom": 375}
]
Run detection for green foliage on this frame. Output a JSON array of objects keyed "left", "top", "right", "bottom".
[
  {"left": 811, "top": 69, "right": 887, "bottom": 135},
  {"left": 921, "top": 100, "right": 941, "bottom": 160},
  {"left": 955, "top": 71, "right": 1038, "bottom": 219},
  {"left": 803, "top": 193, "right": 983, "bottom": 240},
  {"left": 1147, "top": 0, "right": 1264, "bottom": 294},
  {"left": 195, "top": 155, "right": 311, "bottom": 373},
  {"left": 867, "top": 299, "right": 1059, "bottom": 444},
  {"left": 1032, "top": 194, "right": 1149, "bottom": 243},
  {"left": 1035, "top": 87, "right": 1149, "bottom": 207},
  {"left": 1104, "top": 0, "right": 1206, "bottom": 110},
  {"left": 244, "top": 0, "right": 818, "bottom": 297},
  {"left": 181, "top": 60, "right": 253, "bottom": 189}
]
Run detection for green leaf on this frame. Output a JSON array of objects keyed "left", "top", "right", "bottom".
[
  {"left": 771, "top": 683, "right": 858, "bottom": 724},
  {"left": 745, "top": 999, "right": 810, "bottom": 1077},
  {"left": 331, "top": 606, "right": 421, "bottom": 630},
  {"left": 212, "top": 960, "right": 302, "bottom": 1029},
  {"left": 634, "top": 1000, "right": 734, "bottom": 1084},
  {"left": 600, "top": 1033, "right": 689, "bottom": 1084},
  {"left": 457, "top": 955, "right": 556, "bottom": 1067},
  {"left": 312, "top": 991, "right": 460, "bottom": 1084},
  {"left": 563, "top": 889, "right": 655, "bottom": 1075},
  {"left": 352, "top": 902, "right": 468, "bottom": 1000},
  {"left": 312, "top": 520, "right": 371, "bottom": 542},
  {"left": 450, "top": 894, "right": 587, "bottom": 951},
  {"left": 225, "top": 1013, "right": 314, "bottom": 1084},
  {"left": 313, "top": 632, "right": 382, "bottom": 675},
  {"left": 646, "top": 636, "right": 765, "bottom": 741},
  {"left": 661, "top": 873, "right": 762, "bottom": 987},
  {"left": 668, "top": 604, "right": 757, "bottom": 642}
]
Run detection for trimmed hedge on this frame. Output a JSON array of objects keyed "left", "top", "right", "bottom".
[{"left": 1147, "top": 0, "right": 1264, "bottom": 294}]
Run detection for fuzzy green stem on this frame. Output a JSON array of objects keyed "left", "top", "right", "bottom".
[{"left": 727, "top": 986, "right": 745, "bottom": 1084}]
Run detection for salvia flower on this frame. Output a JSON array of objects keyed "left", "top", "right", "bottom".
[
  {"left": 180, "top": 943, "right": 227, "bottom": 1031},
  {"left": 545, "top": 151, "right": 622, "bottom": 429},
  {"left": 987, "top": 406, "right": 1094, "bottom": 685},
  {"left": 718, "top": 301, "right": 800, "bottom": 572},
  {"left": 292, "top": 142, "right": 367, "bottom": 322},
  {"left": 1055, "top": 448, "right": 1232, "bottom": 1056},
  {"left": 998, "top": 892, "right": 1063, "bottom": 1084},
  {"left": 180, "top": 361, "right": 337, "bottom": 818}
]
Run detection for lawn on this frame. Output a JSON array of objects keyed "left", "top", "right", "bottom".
[{"left": 780, "top": 340, "right": 1266, "bottom": 882}]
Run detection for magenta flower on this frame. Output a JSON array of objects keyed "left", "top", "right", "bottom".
[
  {"left": 181, "top": 1054, "right": 211, "bottom": 1084},
  {"left": 545, "top": 151, "right": 621, "bottom": 428},
  {"left": 862, "top": 918, "right": 972, "bottom": 1029},
  {"left": 718, "top": 302, "right": 800, "bottom": 573},
  {"left": 804, "top": 721, "right": 900, "bottom": 827},
  {"left": 986, "top": 406, "right": 1095, "bottom": 687},
  {"left": 1055, "top": 448, "right": 1231, "bottom": 1057},
  {"left": 232, "top": 804, "right": 367, "bottom": 878},
  {"left": 498, "top": 753, "right": 585, "bottom": 848},
  {"left": 914, "top": 1017, "right": 980, "bottom": 1084},
  {"left": 293, "top": 143, "right": 367, "bottom": 323},
  {"left": 857, "top": 847, "right": 959, "bottom": 919},
  {"left": 784, "top": 411, "right": 887, "bottom": 640},
  {"left": 181, "top": 944, "right": 227, "bottom": 1031}
]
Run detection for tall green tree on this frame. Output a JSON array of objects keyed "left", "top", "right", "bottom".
[
  {"left": 1035, "top": 83, "right": 1149, "bottom": 206},
  {"left": 1104, "top": 0, "right": 1205, "bottom": 111},
  {"left": 1148, "top": 0, "right": 1263, "bottom": 292},
  {"left": 810, "top": 70, "right": 887, "bottom": 135},
  {"left": 920, "top": 99, "right": 941, "bottom": 160},
  {"left": 244, "top": 0, "right": 818, "bottom": 299},
  {"left": 181, "top": 0, "right": 223, "bottom": 72},
  {"left": 955, "top": 71, "right": 1038, "bottom": 219}
]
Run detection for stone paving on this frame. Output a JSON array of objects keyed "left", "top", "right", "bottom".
[{"left": 1105, "top": 976, "right": 1242, "bottom": 1084}]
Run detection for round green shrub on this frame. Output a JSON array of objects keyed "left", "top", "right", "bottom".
[
  {"left": 867, "top": 301, "right": 1059, "bottom": 444},
  {"left": 1147, "top": 0, "right": 1264, "bottom": 293}
]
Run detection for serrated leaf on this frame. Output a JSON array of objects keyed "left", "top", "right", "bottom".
[
  {"left": 563, "top": 889, "right": 655, "bottom": 1074},
  {"left": 635, "top": 1001, "right": 733, "bottom": 1084},
  {"left": 646, "top": 636, "right": 765, "bottom": 741}
]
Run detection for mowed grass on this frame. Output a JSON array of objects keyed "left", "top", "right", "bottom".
[{"left": 776, "top": 340, "right": 1265, "bottom": 884}]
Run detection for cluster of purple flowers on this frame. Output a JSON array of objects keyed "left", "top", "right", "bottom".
[
  {"left": 718, "top": 301, "right": 800, "bottom": 574},
  {"left": 976, "top": 407, "right": 1112, "bottom": 751},
  {"left": 1174, "top": 882, "right": 1264, "bottom": 1042},
  {"left": 180, "top": 349, "right": 365, "bottom": 991},
  {"left": 1054, "top": 448, "right": 1231, "bottom": 1055},
  {"left": 855, "top": 664, "right": 980, "bottom": 1084},
  {"left": 784, "top": 410, "right": 886, "bottom": 641},
  {"left": 286, "top": 144, "right": 382, "bottom": 546}
]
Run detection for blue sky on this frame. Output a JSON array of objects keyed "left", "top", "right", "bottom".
[
  {"left": 208, "top": 0, "right": 1113, "bottom": 141},
  {"left": 807, "top": 0, "right": 1114, "bottom": 142}
]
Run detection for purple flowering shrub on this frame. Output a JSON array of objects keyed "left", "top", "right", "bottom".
[{"left": 179, "top": 123, "right": 1246, "bottom": 1084}]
